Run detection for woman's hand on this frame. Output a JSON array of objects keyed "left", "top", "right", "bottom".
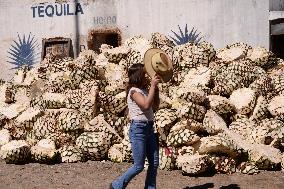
[{"left": 151, "top": 74, "right": 161, "bottom": 88}]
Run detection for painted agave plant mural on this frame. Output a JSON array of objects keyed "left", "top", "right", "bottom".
[
  {"left": 7, "top": 33, "right": 40, "bottom": 69},
  {"left": 169, "top": 24, "right": 202, "bottom": 45}
]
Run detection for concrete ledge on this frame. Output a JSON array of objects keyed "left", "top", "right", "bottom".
[{"left": 269, "top": 11, "right": 284, "bottom": 20}]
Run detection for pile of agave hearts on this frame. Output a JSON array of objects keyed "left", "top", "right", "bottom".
[{"left": 0, "top": 32, "right": 283, "bottom": 176}]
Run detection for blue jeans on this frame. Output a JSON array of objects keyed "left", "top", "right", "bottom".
[{"left": 112, "top": 120, "right": 159, "bottom": 189}]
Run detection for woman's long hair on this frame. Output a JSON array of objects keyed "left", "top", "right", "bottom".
[{"left": 126, "top": 63, "right": 146, "bottom": 98}]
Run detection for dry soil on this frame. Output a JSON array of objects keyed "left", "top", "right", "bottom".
[{"left": 0, "top": 160, "right": 283, "bottom": 189}]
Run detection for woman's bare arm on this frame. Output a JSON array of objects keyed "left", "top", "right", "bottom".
[
  {"left": 152, "top": 87, "right": 160, "bottom": 111},
  {"left": 131, "top": 75, "right": 160, "bottom": 110}
]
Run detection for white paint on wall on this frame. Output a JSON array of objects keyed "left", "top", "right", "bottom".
[
  {"left": 0, "top": 0, "right": 270, "bottom": 80},
  {"left": 117, "top": 0, "right": 269, "bottom": 48}
]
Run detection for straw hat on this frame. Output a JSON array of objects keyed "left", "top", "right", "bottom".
[{"left": 144, "top": 48, "right": 173, "bottom": 82}]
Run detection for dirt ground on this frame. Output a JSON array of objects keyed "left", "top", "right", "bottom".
[{"left": 0, "top": 160, "right": 283, "bottom": 189}]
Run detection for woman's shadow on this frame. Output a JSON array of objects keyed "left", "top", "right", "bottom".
[
  {"left": 183, "top": 183, "right": 214, "bottom": 189},
  {"left": 183, "top": 183, "right": 241, "bottom": 189}
]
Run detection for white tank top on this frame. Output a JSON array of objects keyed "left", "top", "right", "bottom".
[{"left": 127, "top": 87, "right": 154, "bottom": 121}]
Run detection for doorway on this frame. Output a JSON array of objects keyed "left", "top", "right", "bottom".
[
  {"left": 270, "top": 19, "right": 284, "bottom": 59},
  {"left": 87, "top": 28, "right": 121, "bottom": 53},
  {"left": 271, "top": 35, "right": 284, "bottom": 59},
  {"left": 41, "top": 38, "right": 73, "bottom": 60}
]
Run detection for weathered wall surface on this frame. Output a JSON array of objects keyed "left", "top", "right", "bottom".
[
  {"left": 0, "top": 0, "right": 269, "bottom": 80},
  {"left": 270, "top": 0, "right": 284, "bottom": 11},
  {"left": 117, "top": 0, "right": 269, "bottom": 48}
]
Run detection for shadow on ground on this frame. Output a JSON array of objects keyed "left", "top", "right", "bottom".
[
  {"left": 219, "top": 184, "right": 241, "bottom": 189},
  {"left": 183, "top": 183, "right": 214, "bottom": 189},
  {"left": 183, "top": 183, "right": 241, "bottom": 189}
]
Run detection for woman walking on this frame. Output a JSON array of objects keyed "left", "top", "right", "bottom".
[{"left": 110, "top": 49, "right": 173, "bottom": 189}]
